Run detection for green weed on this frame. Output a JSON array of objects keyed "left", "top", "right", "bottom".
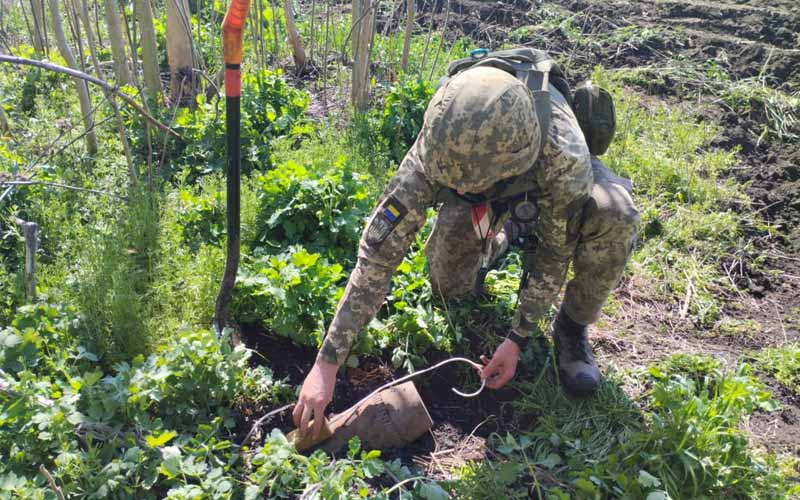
[
  {"left": 71, "top": 190, "right": 160, "bottom": 362},
  {"left": 252, "top": 156, "right": 372, "bottom": 264},
  {"left": 0, "top": 305, "right": 241, "bottom": 497},
  {"left": 755, "top": 343, "right": 800, "bottom": 394},
  {"left": 452, "top": 353, "right": 791, "bottom": 499},
  {"left": 0, "top": 303, "right": 403, "bottom": 499},
  {"left": 368, "top": 231, "right": 459, "bottom": 372},
  {"left": 233, "top": 246, "right": 344, "bottom": 346}
]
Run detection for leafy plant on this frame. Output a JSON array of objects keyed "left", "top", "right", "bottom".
[
  {"left": 755, "top": 343, "right": 800, "bottom": 394},
  {"left": 247, "top": 435, "right": 385, "bottom": 499},
  {"left": 253, "top": 157, "right": 372, "bottom": 264},
  {"left": 169, "top": 179, "right": 226, "bottom": 252},
  {"left": 497, "top": 355, "right": 788, "bottom": 499},
  {"left": 376, "top": 77, "right": 434, "bottom": 164},
  {"left": 0, "top": 303, "right": 85, "bottom": 377},
  {"left": 0, "top": 304, "right": 272, "bottom": 499},
  {"left": 234, "top": 246, "right": 344, "bottom": 346},
  {"left": 167, "top": 68, "right": 311, "bottom": 180}
]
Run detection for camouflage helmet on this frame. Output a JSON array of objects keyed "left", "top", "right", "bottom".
[{"left": 419, "top": 65, "right": 541, "bottom": 193}]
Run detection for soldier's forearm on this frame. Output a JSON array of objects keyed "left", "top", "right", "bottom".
[{"left": 317, "top": 260, "right": 395, "bottom": 366}]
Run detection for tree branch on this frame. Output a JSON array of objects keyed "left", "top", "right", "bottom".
[
  {"left": 0, "top": 180, "right": 127, "bottom": 199},
  {"left": 0, "top": 53, "right": 186, "bottom": 141}
]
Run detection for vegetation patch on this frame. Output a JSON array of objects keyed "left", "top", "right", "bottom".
[{"left": 755, "top": 343, "right": 800, "bottom": 395}]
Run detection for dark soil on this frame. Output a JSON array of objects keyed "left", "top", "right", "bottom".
[{"left": 237, "top": 323, "right": 515, "bottom": 465}]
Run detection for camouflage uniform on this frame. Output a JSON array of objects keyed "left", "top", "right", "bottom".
[{"left": 318, "top": 68, "right": 639, "bottom": 366}]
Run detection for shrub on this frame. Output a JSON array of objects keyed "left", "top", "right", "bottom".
[
  {"left": 233, "top": 246, "right": 344, "bottom": 346},
  {"left": 253, "top": 157, "right": 372, "bottom": 264},
  {"left": 167, "top": 69, "right": 311, "bottom": 180}
]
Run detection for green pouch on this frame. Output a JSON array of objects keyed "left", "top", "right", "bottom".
[{"left": 573, "top": 81, "right": 616, "bottom": 156}]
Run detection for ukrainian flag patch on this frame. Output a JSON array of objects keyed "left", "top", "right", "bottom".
[
  {"left": 366, "top": 196, "right": 408, "bottom": 246},
  {"left": 383, "top": 203, "right": 400, "bottom": 221}
]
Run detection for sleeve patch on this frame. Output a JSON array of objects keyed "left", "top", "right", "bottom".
[{"left": 366, "top": 196, "right": 408, "bottom": 246}]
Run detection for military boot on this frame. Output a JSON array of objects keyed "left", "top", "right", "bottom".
[{"left": 552, "top": 309, "right": 600, "bottom": 397}]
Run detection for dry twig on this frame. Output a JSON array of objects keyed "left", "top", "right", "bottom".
[{"left": 0, "top": 54, "right": 184, "bottom": 140}]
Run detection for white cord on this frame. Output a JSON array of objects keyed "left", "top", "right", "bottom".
[
  {"left": 330, "top": 357, "right": 486, "bottom": 427},
  {"left": 244, "top": 357, "right": 486, "bottom": 445}
]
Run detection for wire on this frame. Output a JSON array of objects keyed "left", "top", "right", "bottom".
[
  {"left": 242, "top": 357, "right": 487, "bottom": 446},
  {"left": 328, "top": 356, "right": 486, "bottom": 428}
]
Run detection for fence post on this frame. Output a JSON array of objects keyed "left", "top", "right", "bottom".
[{"left": 13, "top": 217, "right": 38, "bottom": 300}]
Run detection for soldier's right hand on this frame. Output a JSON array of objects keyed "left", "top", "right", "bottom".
[{"left": 293, "top": 358, "right": 338, "bottom": 439}]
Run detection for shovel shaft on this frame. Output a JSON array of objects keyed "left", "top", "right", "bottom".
[{"left": 214, "top": 0, "right": 249, "bottom": 333}]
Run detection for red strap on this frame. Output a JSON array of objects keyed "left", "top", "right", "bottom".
[{"left": 470, "top": 203, "right": 493, "bottom": 240}]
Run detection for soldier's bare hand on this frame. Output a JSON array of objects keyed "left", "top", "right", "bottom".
[
  {"left": 293, "top": 359, "right": 338, "bottom": 439},
  {"left": 480, "top": 339, "right": 520, "bottom": 389}
]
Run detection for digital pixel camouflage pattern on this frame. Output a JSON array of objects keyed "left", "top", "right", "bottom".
[
  {"left": 318, "top": 67, "right": 639, "bottom": 366},
  {"left": 421, "top": 66, "right": 541, "bottom": 194}
]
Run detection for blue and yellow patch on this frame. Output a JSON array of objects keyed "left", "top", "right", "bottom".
[
  {"left": 366, "top": 196, "right": 408, "bottom": 246},
  {"left": 383, "top": 203, "right": 401, "bottom": 221}
]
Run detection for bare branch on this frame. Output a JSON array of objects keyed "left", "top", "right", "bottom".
[
  {"left": 1, "top": 180, "right": 127, "bottom": 199},
  {"left": 0, "top": 54, "right": 186, "bottom": 141},
  {"left": 38, "top": 465, "right": 66, "bottom": 500}
]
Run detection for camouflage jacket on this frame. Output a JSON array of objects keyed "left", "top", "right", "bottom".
[{"left": 318, "top": 88, "right": 593, "bottom": 366}]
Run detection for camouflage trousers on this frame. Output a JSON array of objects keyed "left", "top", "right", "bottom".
[{"left": 425, "top": 159, "right": 640, "bottom": 325}]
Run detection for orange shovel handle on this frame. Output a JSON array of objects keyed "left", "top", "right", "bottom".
[{"left": 222, "top": 0, "right": 250, "bottom": 96}]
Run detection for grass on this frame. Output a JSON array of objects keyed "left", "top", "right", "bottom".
[
  {"left": 449, "top": 352, "right": 795, "bottom": 499},
  {"left": 714, "top": 317, "right": 763, "bottom": 339},
  {"left": 614, "top": 59, "right": 800, "bottom": 144},
  {"left": 755, "top": 343, "right": 800, "bottom": 395},
  {"left": 591, "top": 65, "right": 764, "bottom": 327},
  {"left": 725, "top": 78, "right": 800, "bottom": 143}
]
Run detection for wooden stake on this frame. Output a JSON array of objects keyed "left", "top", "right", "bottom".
[{"left": 12, "top": 217, "right": 38, "bottom": 300}]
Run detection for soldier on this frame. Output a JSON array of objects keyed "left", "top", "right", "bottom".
[{"left": 293, "top": 64, "right": 639, "bottom": 438}]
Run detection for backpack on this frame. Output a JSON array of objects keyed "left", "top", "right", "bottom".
[
  {"left": 441, "top": 47, "right": 615, "bottom": 156},
  {"left": 573, "top": 81, "right": 616, "bottom": 155}
]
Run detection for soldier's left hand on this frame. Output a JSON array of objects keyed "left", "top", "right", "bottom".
[{"left": 480, "top": 338, "right": 520, "bottom": 389}]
